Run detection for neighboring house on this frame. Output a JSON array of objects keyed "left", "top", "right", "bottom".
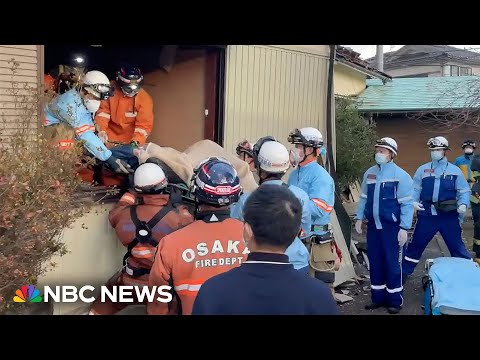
[
  {"left": 366, "top": 45, "right": 480, "bottom": 78},
  {"left": 334, "top": 45, "right": 391, "bottom": 96},
  {"left": 356, "top": 76, "right": 480, "bottom": 175}
]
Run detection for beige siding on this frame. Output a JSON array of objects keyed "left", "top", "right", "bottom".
[
  {"left": 37, "top": 204, "right": 126, "bottom": 315},
  {"left": 0, "top": 45, "right": 40, "bottom": 140},
  {"left": 334, "top": 63, "right": 367, "bottom": 96},
  {"left": 223, "top": 45, "right": 330, "bottom": 155}
]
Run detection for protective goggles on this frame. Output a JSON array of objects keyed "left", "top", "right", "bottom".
[
  {"left": 462, "top": 141, "right": 476, "bottom": 149},
  {"left": 287, "top": 129, "right": 304, "bottom": 144},
  {"left": 85, "top": 83, "right": 115, "bottom": 100},
  {"left": 236, "top": 142, "right": 253, "bottom": 157},
  {"left": 427, "top": 138, "right": 448, "bottom": 149}
]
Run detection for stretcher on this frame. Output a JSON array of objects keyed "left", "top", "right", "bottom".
[{"left": 423, "top": 257, "right": 480, "bottom": 315}]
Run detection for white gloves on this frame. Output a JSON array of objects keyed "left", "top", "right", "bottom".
[
  {"left": 98, "top": 131, "right": 108, "bottom": 144},
  {"left": 457, "top": 204, "right": 467, "bottom": 214},
  {"left": 413, "top": 202, "right": 425, "bottom": 211},
  {"left": 355, "top": 220, "right": 363, "bottom": 234},
  {"left": 398, "top": 229, "right": 408, "bottom": 246}
]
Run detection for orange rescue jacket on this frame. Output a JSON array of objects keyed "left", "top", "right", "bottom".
[
  {"left": 94, "top": 86, "right": 154, "bottom": 146},
  {"left": 147, "top": 212, "right": 248, "bottom": 315},
  {"left": 109, "top": 191, "right": 194, "bottom": 286}
]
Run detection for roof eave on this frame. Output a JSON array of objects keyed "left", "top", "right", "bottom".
[{"left": 336, "top": 58, "right": 392, "bottom": 83}]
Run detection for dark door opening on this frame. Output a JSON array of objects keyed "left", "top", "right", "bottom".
[{"left": 44, "top": 44, "right": 225, "bottom": 150}]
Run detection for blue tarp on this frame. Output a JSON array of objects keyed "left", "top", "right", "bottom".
[{"left": 429, "top": 257, "right": 480, "bottom": 315}]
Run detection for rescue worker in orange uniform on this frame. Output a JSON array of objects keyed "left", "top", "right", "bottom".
[
  {"left": 147, "top": 157, "right": 248, "bottom": 315},
  {"left": 88, "top": 160, "right": 194, "bottom": 315},
  {"left": 44, "top": 73, "right": 57, "bottom": 94},
  {"left": 94, "top": 64, "right": 154, "bottom": 149}
]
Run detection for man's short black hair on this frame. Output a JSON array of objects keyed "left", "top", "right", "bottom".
[{"left": 243, "top": 185, "right": 302, "bottom": 250}]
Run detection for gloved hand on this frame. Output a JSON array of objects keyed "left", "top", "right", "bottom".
[
  {"left": 398, "top": 229, "right": 408, "bottom": 246},
  {"left": 355, "top": 220, "right": 363, "bottom": 234},
  {"left": 457, "top": 204, "right": 467, "bottom": 214},
  {"left": 105, "top": 155, "right": 133, "bottom": 174},
  {"left": 98, "top": 131, "right": 108, "bottom": 144},
  {"left": 413, "top": 202, "right": 425, "bottom": 211}
]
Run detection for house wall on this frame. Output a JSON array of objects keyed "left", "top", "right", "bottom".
[
  {"left": 143, "top": 49, "right": 206, "bottom": 152},
  {"left": 36, "top": 203, "right": 125, "bottom": 315},
  {"left": 386, "top": 62, "right": 480, "bottom": 78},
  {"left": 223, "top": 45, "right": 330, "bottom": 155},
  {"left": 0, "top": 45, "right": 40, "bottom": 140},
  {"left": 375, "top": 115, "right": 477, "bottom": 176},
  {"left": 334, "top": 63, "right": 366, "bottom": 96},
  {"left": 386, "top": 65, "right": 442, "bottom": 78}
]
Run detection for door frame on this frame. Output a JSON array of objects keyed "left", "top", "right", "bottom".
[{"left": 203, "top": 45, "right": 226, "bottom": 146}]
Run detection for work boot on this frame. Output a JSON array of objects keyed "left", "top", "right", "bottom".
[
  {"left": 365, "top": 303, "right": 384, "bottom": 310},
  {"left": 387, "top": 306, "right": 401, "bottom": 314}
]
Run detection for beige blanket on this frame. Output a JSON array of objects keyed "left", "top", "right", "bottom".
[{"left": 137, "top": 140, "right": 258, "bottom": 193}]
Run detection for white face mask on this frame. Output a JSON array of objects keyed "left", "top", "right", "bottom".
[
  {"left": 375, "top": 153, "right": 388, "bottom": 165},
  {"left": 431, "top": 150, "right": 444, "bottom": 161},
  {"left": 84, "top": 99, "right": 101, "bottom": 114},
  {"left": 289, "top": 148, "right": 302, "bottom": 168},
  {"left": 465, "top": 148, "right": 474, "bottom": 155}
]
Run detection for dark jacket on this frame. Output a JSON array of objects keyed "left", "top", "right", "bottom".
[{"left": 192, "top": 252, "right": 339, "bottom": 315}]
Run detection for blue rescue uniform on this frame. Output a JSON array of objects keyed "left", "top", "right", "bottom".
[
  {"left": 230, "top": 179, "right": 310, "bottom": 272},
  {"left": 403, "top": 157, "right": 472, "bottom": 277},
  {"left": 356, "top": 161, "right": 414, "bottom": 308},
  {"left": 44, "top": 89, "right": 112, "bottom": 161}
]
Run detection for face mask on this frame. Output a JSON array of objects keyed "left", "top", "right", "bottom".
[
  {"left": 84, "top": 99, "right": 100, "bottom": 114},
  {"left": 375, "top": 153, "right": 388, "bottom": 165},
  {"left": 465, "top": 148, "right": 474, "bottom": 155},
  {"left": 431, "top": 150, "right": 444, "bottom": 161},
  {"left": 320, "top": 147, "right": 327, "bottom": 157},
  {"left": 289, "top": 148, "right": 302, "bottom": 168}
]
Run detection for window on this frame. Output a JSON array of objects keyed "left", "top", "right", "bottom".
[
  {"left": 459, "top": 66, "right": 472, "bottom": 76},
  {"left": 450, "top": 65, "right": 472, "bottom": 76}
]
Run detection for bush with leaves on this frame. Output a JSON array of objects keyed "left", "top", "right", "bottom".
[
  {"left": 335, "top": 96, "right": 377, "bottom": 190},
  {"left": 0, "top": 60, "right": 94, "bottom": 314}
]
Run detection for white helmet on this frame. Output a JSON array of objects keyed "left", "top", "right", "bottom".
[
  {"left": 287, "top": 127, "right": 324, "bottom": 148},
  {"left": 427, "top": 136, "right": 450, "bottom": 150},
  {"left": 82, "top": 70, "right": 112, "bottom": 100},
  {"left": 375, "top": 137, "right": 398, "bottom": 156},
  {"left": 134, "top": 163, "right": 168, "bottom": 193},
  {"left": 257, "top": 140, "right": 291, "bottom": 173}
]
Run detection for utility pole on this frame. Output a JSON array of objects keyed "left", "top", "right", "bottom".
[{"left": 376, "top": 45, "right": 384, "bottom": 72}]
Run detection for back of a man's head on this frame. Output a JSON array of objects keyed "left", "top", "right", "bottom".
[{"left": 243, "top": 185, "right": 302, "bottom": 251}]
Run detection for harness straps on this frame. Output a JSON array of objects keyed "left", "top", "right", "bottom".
[{"left": 123, "top": 204, "right": 173, "bottom": 267}]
